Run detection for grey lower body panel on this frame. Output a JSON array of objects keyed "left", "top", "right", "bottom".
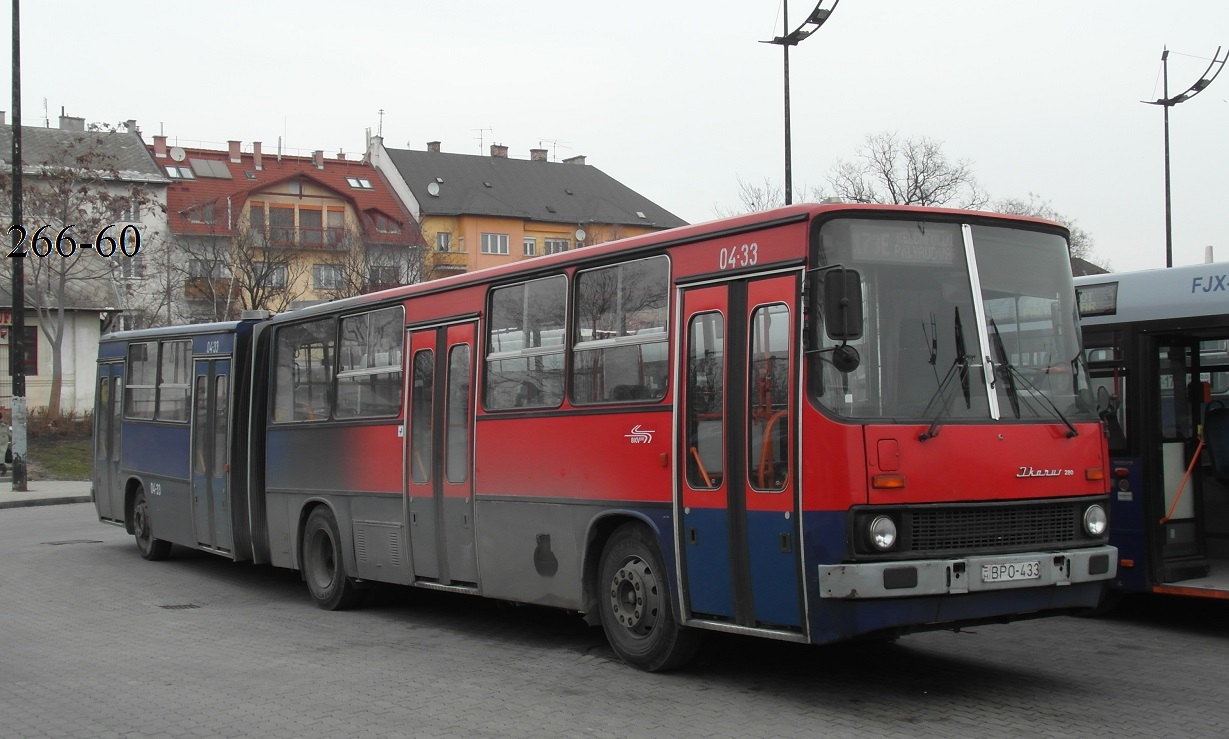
[{"left": 818, "top": 545, "right": 1117, "bottom": 599}]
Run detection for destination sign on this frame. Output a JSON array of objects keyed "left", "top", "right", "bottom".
[{"left": 849, "top": 222, "right": 960, "bottom": 264}]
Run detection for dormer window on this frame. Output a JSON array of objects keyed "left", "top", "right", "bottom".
[
  {"left": 374, "top": 214, "right": 401, "bottom": 234},
  {"left": 346, "top": 177, "right": 373, "bottom": 190},
  {"left": 165, "top": 165, "right": 195, "bottom": 179}
]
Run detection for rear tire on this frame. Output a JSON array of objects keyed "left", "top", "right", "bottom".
[
  {"left": 302, "top": 507, "right": 364, "bottom": 610},
  {"left": 597, "top": 523, "right": 700, "bottom": 671},
  {"left": 133, "top": 488, "right": 171, "bottom": 561}
]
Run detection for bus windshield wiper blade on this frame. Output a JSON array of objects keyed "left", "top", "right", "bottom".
[
  {"left": 989, "top": 318, "right": 1020, "bottom": 418},
  {"left": 989, "top": 319, "right": 1079, "bottom": 438},
  {"left": 919, "top": 308, "right": 973, "bottom": 442}
]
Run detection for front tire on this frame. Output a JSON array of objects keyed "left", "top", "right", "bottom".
[
  {"left": 597, "top": 523, "right": 700, "bottom": 671},
  {"left": 133, "top": 488, "right": 171, "bottom": 561},
  {"left": 302, "top": 507, "right": 364, "bottom": 610}
]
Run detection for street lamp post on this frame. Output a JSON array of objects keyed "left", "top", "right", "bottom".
[
  {"left": 1143, "top": 46, "right": 1226, "bottom": 268},
  {"left": 762, "top": 1, "right": 839, "bottom": 206}
]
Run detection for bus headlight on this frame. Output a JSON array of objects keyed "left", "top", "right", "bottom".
[
  {"left": 868, "top": 515, "right": 898, "bottom": 551},
  {"left": 1083, "top": 504, "right": 1108, "bottom": 537}
]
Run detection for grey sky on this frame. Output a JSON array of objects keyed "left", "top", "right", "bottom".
[{"left": 3, "top": 1, "right": 1226, "bottom": 272}]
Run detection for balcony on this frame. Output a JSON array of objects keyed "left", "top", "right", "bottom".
[
  {"left": 266, "top": 227, "right": 349, "bottom": 250},
  {"left": 431, "top": 249, "right": 469, "bottom": 273},
  {"left": 184, "top": 277, "right": 233, "bottom": 301}
]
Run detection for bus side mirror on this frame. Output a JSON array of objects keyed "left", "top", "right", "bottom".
[{"left": 823, "top": 269, "right": 863, "bottom": 341}]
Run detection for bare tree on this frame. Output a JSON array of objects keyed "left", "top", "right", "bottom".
[
  {"left": 169, "top": 213, "right": 310, "bottom": 322},
  {"left": 827, "top": 131, "right": 990, "bottom": 210},
  {"left": 310, "top": 227, "right": 430, "bottom": 301},
  {"left": 0, "top": 126, "right": 163, "bottom": 414},
  {"left": 714, "top": 176, "right": 827, "bottom": 218},
  {"left": 992, "top": 193, "right": 1104, "bottom": 266}
]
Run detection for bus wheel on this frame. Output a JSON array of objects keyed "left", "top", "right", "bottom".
[
  {"left": 133, "top": 488, "right": 171, "bottom": 561},
  {"left": 597, "top": 523, "right": 700, "bottom": 672},
  {"left": 302, "top": 507, "right": 364, "bottom": 611}
]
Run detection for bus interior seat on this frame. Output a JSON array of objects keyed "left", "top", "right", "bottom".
[
  {"left": 611, "top": 384, "right": 650, "bottom": 401},
  {"left": 1206, "top": 400, "right": 1229, "bottom": 483}
]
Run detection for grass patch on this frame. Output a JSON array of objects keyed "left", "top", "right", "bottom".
[{"left": 26, "top": 437, "right": 93, "bottom": 481}]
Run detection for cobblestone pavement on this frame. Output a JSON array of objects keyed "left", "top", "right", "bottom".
[{"left": 2, "top": 503, "right": 1227, "bottom": 739}]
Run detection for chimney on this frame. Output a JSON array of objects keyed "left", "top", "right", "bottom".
[
  {"left": 58, "top": 115, "right": 86, "bottom": 132},
  {"left": 124, "top": 119, "right": 138, "bottom": 134},
  {"left": 228, "top": 140, "right": 241, "bottom": 163},
  {"left": 563, "top": 155, "right": 586, "bottom": 166},
  {"left": 427, "top": 141, "right": 441, "bottom": 153},
  {"left": 153, "top": 135, "right": 168, "bottom": 158},
  {"left": 252, "top": 141, "right": 263, "bottom": 170},
  {"left": 313, "top": 150, "right": 324, "bottom": 169},
  {"left": 337, "top": 149, "right": 346, "bottom": 160},
  {"left": 530, "top": 148, "right": 548, "bottom": 162},
  {"left": 490, "top": 143, "right": 508, "bottom": 158}
]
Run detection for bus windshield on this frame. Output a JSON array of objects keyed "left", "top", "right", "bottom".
[{"left": 813, "top": 217, "right": 1095, "bottom": 426}]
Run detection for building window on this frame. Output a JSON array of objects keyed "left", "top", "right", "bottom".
[
  {"left": 249, "top": 203, "right": 266, "bottom": 244},
  {"left": 374, "top": 214, "right": 401, "bottom": 233},
  {"left": 436, "top": 232, "right": 452, "bottom": 252},
  {"left": 254, "top": 261, "right": 288, "bottom": 289},
  {"left": 346, "top": 177, "right": 373, "bottom": 189},
  {"left": 117, "top": 253, "right": 145, "bottom": 279},
  {"left": 300, "top": 207, "right": 323, "bottom": 246},
  {"left": 165, "top": 165, "right": 195, "bottom": 180},
  {"left": 313, "top": 263, "right": 341, "bottom": 290},
  {"left": 481, "top": 233, "right": 509, "bottom": 255},
  {"left": 188, "top": 258, "right": 229, "bottom": 279},
  {"left": 269, "top": 205, "right": 295, "bottom": 244},
  {"left": 327, "top": 208, "right": 345, "bottom": 245},
  {"left": 523, "top": 237, "right": 537, "bottom": 256},
  {"left": 368, "top": 265, "right": 399, "bottom": 289},
  {"left": 545, "top": 238, "right": 569, "bottom": 255},
  {"left": 186, "top": 202, "right": 216, "bottom": 224},
  {"left": 287, "top": 180, "right": 303, "bottom": 195}
]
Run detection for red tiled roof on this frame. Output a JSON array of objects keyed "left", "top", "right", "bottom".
[{"left": 155, "top": 143, "right": 422, "bottom": 246}]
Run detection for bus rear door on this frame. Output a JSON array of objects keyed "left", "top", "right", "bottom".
[
  {"left": 94, "top": 362, "right": 125, "bottom": 522},
  {"left": 678, "top": 273, "right": 803, "bottom": 631}
]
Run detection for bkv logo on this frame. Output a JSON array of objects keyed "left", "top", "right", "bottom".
[{"left": 625, "top": 425, "right": 655, "bottom": 444}]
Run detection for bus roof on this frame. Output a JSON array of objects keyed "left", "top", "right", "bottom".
[
  {"left": 1075, "top": 261, "right": 1229, "bottom": 326},
  {"left": 100, "top": 320, "right": 246, "bottom": 344},
  {"left": 260, "top": 202, "right": 1069, "bottom": 326}
]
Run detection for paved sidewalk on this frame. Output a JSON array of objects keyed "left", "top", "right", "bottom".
[{"left": 0, "top": 479, "right": 92, "bottom": 509}]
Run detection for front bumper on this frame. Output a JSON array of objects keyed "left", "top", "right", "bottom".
[{"left": 817, "top": 545, "right": 1117, "bottom": 599}]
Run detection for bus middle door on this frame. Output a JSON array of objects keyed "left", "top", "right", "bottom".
[
  {"left": 678, "top": 273, "right": 803, "bottom": 631},
  {"left": 191, "top": 358, "right": 232, "bottom": 553},
  {"left": 406, "top": 323, "right": 478, "bottom": 586}
]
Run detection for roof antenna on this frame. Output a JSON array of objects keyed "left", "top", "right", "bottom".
[
  {"left": 473, "top": 127, "right": 493, "bottom": 153},
  {"left": 378, "top": 108, "right": 384, "bottom": 138}
]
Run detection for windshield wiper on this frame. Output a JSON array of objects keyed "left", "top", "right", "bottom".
[
  {"left": 918, "top": 307, "right": 973, "bottom": 442},
  {"left": 989, "top": 319, "right": 1079, "bottom": 438}
]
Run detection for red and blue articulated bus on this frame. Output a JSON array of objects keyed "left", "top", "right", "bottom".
[
  {"left": 94, "top": 203, "right": 1116, "bottom": 671},
  {"left": 1076, "top": 262, "right": 1229, "bottom": 602}
]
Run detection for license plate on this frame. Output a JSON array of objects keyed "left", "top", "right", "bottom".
[{"left": 981, "top": 560, "right": 1041, "bottom": 583}]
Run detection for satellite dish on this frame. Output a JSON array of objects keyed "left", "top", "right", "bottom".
[
  {"left": 574, "top": 229, "right": 586, "bottom": 242},
  {"left": 426, "top": 182, "right": 441, "bottom": 197},
  {"left": 169, "top": 146, "right": 187, "bottom": 162}
]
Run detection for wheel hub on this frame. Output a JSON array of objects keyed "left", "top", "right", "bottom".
[{"left": 609, "top": 557, "right": 659, "bottom": 636}]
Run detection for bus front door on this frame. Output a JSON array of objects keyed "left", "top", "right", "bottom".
[
  {"left": 1155, "top": 340, "right": 1208, "bottom": 582},
  {"left": 406, "top": 323, "right": 478, "bottom": 586},
  {"left": 678, "top": 274, "right": 803, "bottom": 631},
  {"left": 191, "top": 359, "right": 232, "bottom": 553},
  {"left": 93, "top": 363, "right": 124, "bottom": 523}
]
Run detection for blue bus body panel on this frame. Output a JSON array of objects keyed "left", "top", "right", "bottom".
[
  {"left": 745, "top": 510, "right": 802, "bottom": 627},
  {"left": 1107, "top": 456, "right": 1149, "bottom": 592}
]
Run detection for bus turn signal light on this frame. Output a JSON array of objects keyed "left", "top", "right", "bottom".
[
  {"left": 1085, "top": 468, "right": 1105, "bottom": 481},
  {"left": 871, "top": 474, "right": 906, "bottom": 489}
]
